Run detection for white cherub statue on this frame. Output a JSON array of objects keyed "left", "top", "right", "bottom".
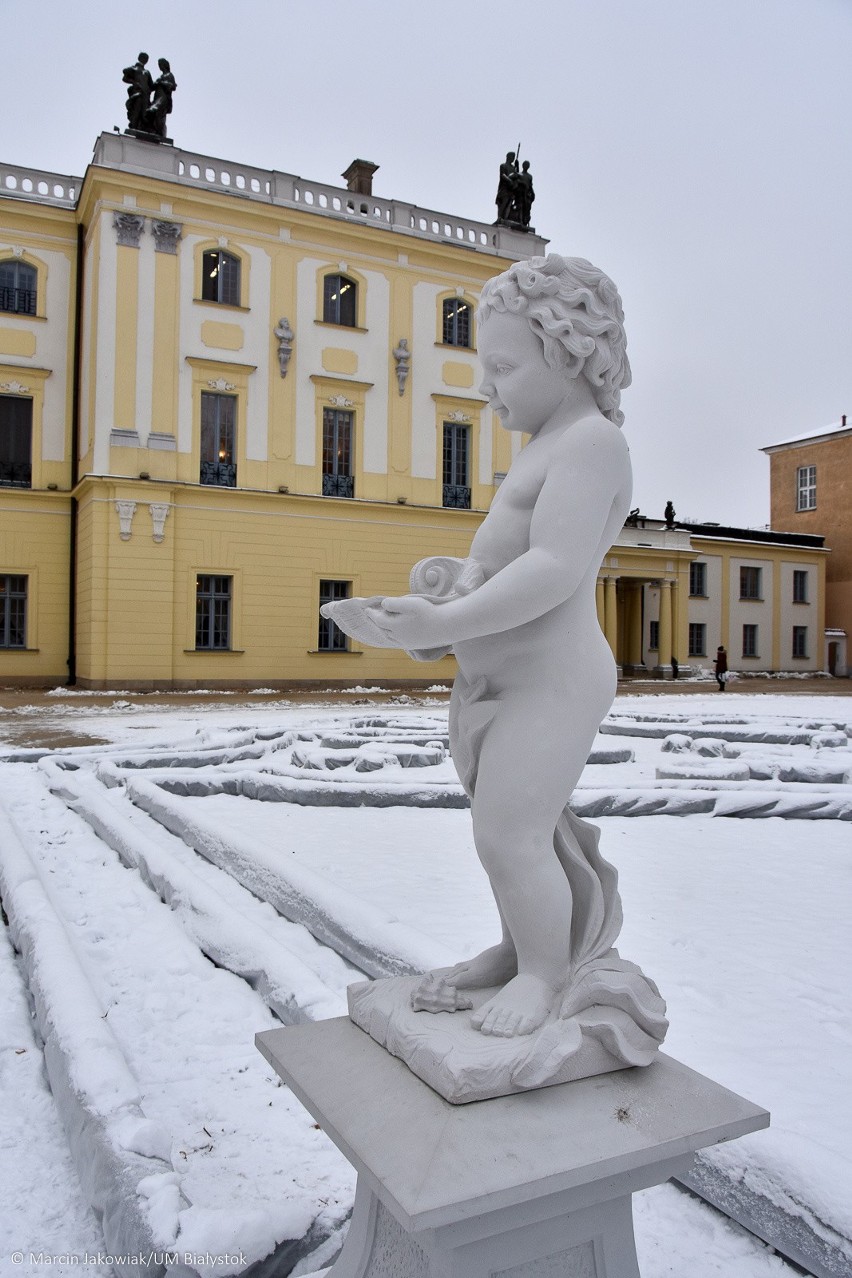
[{"left": 324, "top": 255, "right": 667, "bottom": 1096}]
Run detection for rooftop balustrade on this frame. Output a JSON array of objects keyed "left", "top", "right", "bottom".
[
  {"left": 0, "top": 163, "right": 79, "bottom": 207},
  {"left": 90, "top": 134, "right": 548, "bottom": 258},
  {"left": 1, "top": 135, "right": 547, "bottom": 257}
]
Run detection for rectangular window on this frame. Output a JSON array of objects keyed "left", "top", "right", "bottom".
[
  {"left": 792, "top": 569, "right": 808, "bottom": 604},
  {"left": 796, "top": 465, "right": 816, "bottom": 511},
  {"left": 792, "top": 625, "right": 808, "bottom": 659},
  {"left": 739, "top": 566, "right": 762, "bottom": 600},
  {"left": 318, "top": 580, "right": 350, "bottom": 651},
  {"left": 688, "top": 622, "right": 706, "bottom": 657},
  {"left": 0, "top": 395, "right": 33, "bottom": 488},
  {"left": 322, "top": 408, "right": 354, "bottom": 497},
  {"left": 442, "top": 422, "right": 470, "bottom": 508},
  {"left": 689, "top": 561, "right": 707, "bottom": 597},
  {"left": 200, "top": 392, "right": 237, "bottom": 487},
  {"left": 742, "top": 623, "right": 758, "bottom": 658},
  {"left": 0, "top": 574, "right": 27, "bottom": 647},
  {"left": 648, "top": 619, "right": 659, "bottom": 651},
  {"left": 195, "top": 575, "right": 231, "bottom": 650}
]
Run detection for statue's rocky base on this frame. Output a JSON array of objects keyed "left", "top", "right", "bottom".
[
  {"left": 348, "top": 964, "right": 667, "bottom": 1104},
  {"left": 256, "top": 1017, "right": 768, "bottom": 1278}
]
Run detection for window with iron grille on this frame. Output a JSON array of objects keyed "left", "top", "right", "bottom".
[
  {"left": 742, "top": 623, "right": 758, "bottom": 658},
  {"left": 0, "top": 575, "right": 26, "bottom": 648},
  {"left": 323, "top": 274, "right": 357, "bottom": 327},
  {"left": 201, "top": 250, "right": 241, "bottom": 306},
  {"left": 796, "top": 465, "right": 816, "bottom": 511},
  {"left": 195, "top": 575, "right": 232, "bottom": 650},
  {"left": 648, "top": 620, "right": 659, "bottom": 651},
  {"left": 739, "top": 566, "right": 762, "bottom": 600},
  {"left": 0, "top": 395, "right": 32, "bottom": 488},
  {"left": 322, "top": 409, "right": 354, "bottom": 497},
  {"left": 688, "top": 623, "right": 706, "bottom": 657},
  {"left": 200, "top": 392, "right": 237, "bottom": 486},
  {"left": 443, "top": 422, "right": 470, "bottom": 508},
  {"left": 793, "top": 569, "right": 808, "bottom": 603},
  {"left": 442, "top": 298, "right": 471, "bottom": 347},
  {"left": 792, "top": 625, "right": 808, "bottom": 659},
  {"left": 0, "top": 260, "right": 36, "bottom": 315},
  {"left": 318, "top": 580, "right": 350, "bottom": 651},
  {"left": 689, "top": 561, "right": 707, "bottom": 597}
]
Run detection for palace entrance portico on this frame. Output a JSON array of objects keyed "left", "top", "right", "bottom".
[{"left": 596, "top": 523, "right": 696, "bottom": 678}]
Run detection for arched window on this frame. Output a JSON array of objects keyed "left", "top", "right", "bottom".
[
  {"left": 201, "top": 250, "right": 241, "bottom": 306},
  {"left": 442, "top": 297, "right": 471, "bottom": 348},
  {"left": 0, "top": 260, "right": 37, "bottom": 315},
  {"left": 323, "top": 274, "right": 357, "bottom": 327}
]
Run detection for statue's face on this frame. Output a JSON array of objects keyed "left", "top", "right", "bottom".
[{"left": 479, "top": 310, "right": 572, "bottom": 434}]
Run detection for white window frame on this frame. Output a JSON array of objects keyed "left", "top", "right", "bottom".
[{"left": 796, "top": 465, "right": 816, "bottom": 511}]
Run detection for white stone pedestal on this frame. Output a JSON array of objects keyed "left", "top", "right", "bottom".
[{"left": 256, "top": 1018, "right": 768, "bottom": 1278}]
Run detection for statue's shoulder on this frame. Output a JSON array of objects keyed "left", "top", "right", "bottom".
[{"left": 554, "top": 414, "right": 627, "bottom": 463}]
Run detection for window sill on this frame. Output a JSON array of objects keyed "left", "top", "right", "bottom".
[
  {"left": 184, "top": 648, "right": 246, "bottom": 654},
  {"left": 738, "top": 597, "right": 763, "bottom": 603},
  {"left": 307, "top": 649, "right": 363, "bottom": 655},
  {"left": 0, "top": 646, "right": 39, "bottom": 653},
  {"left": 0, "top": 310, "right": 46, "bottom": 323},
  {"left": 792, "top": 600, "right": 810, "bottom": 606},
  {"left": 193, "top": 300, "right": 250, "bottom": 313},
  {"left": 314, "top": 321, "right": 368, "bottom": 334},
  {"left": 688, "top": 593, "right": 708, "bottom": 599},
  {"left": 436, "top": 342, "right": 477, "bottom": 353}
]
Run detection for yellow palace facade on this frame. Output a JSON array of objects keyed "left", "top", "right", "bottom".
[{"left": 0, "top": 135, "right": 828, "bottom": 687}]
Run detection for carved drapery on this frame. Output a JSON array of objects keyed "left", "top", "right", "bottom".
[
  {"left": 114, "top": 500, "right": 137, "bottom": 540},
  {"left": 149, "top": 503, "right": 170, "bottom": 543}
]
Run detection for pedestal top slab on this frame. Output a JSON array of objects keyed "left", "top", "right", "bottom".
[{"left": 257, "top": 1017, "right": 768, "bottom": 1233}]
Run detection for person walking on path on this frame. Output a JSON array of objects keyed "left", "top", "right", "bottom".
[{"left": 714, "top": 645, "right": 728, "bottom": 691}]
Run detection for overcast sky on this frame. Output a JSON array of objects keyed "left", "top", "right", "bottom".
[{"left": 2, "top": 0, "right": 849, "bottom": 527}]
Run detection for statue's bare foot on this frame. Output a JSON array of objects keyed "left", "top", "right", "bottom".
[
  {"left": 470, "top": 974, "right": 556, "bottom": 1038},
  {"left": 442, "top": 942, "right": 518, "bottom": 991}
]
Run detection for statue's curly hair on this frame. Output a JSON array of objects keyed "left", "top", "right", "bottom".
[{"left": 478, "top": 254, "right": 631, "bottom": 427}]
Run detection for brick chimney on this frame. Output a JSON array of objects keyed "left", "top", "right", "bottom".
[
  {"left": 843, "top": 414, "right": 847, "bottom": 427},
  {"left": 342, "top": 159, "right": 379, "bottom": 196}
]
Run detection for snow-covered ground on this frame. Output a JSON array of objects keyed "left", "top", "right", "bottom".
[{"left": 1, "top": 690, "right": 850, "bottom": 1278}]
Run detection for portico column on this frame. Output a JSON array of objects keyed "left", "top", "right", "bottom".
[
  {"left": 627, "top": 582, "right": 643, "bottom": 668},
  {"left": 596, "top": 577, "right": 605, "bottom": 631},
  {"left": 656, "top": 580, "right": 673, "bottom": 678},
  {"left": 604, "top": 576, "right": 618, "bottom": 663}
]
